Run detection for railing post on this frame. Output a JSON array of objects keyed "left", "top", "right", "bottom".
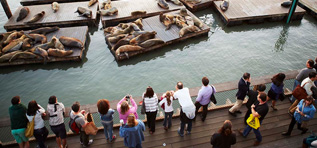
[
  {"left": 0, "top": 0, "right": 12, "bottom": 19},
  {"left": 286, "top": 0, "right": 299, "bottom": 24}
]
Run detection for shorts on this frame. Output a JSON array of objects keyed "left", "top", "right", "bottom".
[
  {"left": 50, "top": 123, "right": 67, "bottom": 139},
  {"left": 11, "top": 128, "right": 28, "bottom": 144}
]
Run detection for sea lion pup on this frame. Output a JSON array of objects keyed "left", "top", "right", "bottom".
[
  {"left": 25, "top": 11, "right": 45, "bottom": 24},
  {"left": 133, "top": 18, "right": 143, "bottom": 30},
  {"left": 111, "top": 35, "right": 134, "bottom": 51},
  {"left": 98, "top": 7, "right": 118, "bottom": 16},
  {"left": 179, "top": 8, "right": 189, "bottom": 16},
  {"left": 0, "top": 51, "right": 22, "bottom": 63},
  {"left": 88, "top": 0, "right": 98, "bottom": 7},
  {"left": 175, "top": 15, "right": 187, "bottom": 28},
  {"left": 281, "top": 1, "right": 292, "bottom": 7},
  {"left": 52, "top": 2, "right": 59, "bottom": 13},
  {"left": 158, "top": 0, "right": 169, "bottom": 9},
  {"left": 118, "top": 23, "right": 129, "bottom": 29},
  {"left": 184, "top": 0, "right": 201, "bottom": 4},
  {"left": 220, "top": 0, "right": 229, "bottom": 11},
  {"left": 107, "top": 34, "right": 128, "bottom": 44},
  {"left": 16, "top": 7, "right": 30, "bottom": 22},
  {"left": 131, "top": 11, "right": 146, "bottom": 16},
  {"left": 9, "top": 51, "right": 39, "bottom": 62},
  {"left": 75, "top": 7, "right": 92, "bottom": 18},
  {"left": 139, "top": 38, "right": 164, "bottom": 48},
  {"left": 179, "top": 25, "right": 200, "bottom": 37},
  {"left": 51, "top": 36, "right": 64, "bottom": 50},
  {"left": 129, "top": 31, "right": 157, "bottom": 45},
  {"left": 115, "top": 45, "right": 143, "bottom": 56},
  {"left": 3, "top": 31, "right": 24, "bottom": 45},
  {"left": 21, "top": 38, "right": 33, "bottom": 51},
  {"left": 2, "top": 35, "right": 26, "bottom": 53},
  {"left": 59, "top": 36, "right": 83, "bottom": 48},
  {"left": 47, "top": 48, "right": 73, "bottom": 57},
  {"left": 25, "top": 33, "right": 47, "bottom": 44},
  {"left": 29, "top": 26, "right": 59, "bottom": 35},
  {"left": 159, "top": 13, "right": 175, "bottom": 30},
  {"left": 170, "top": 0, "right": 183, "bottom": 5}
]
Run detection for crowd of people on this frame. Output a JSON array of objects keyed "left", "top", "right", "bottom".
[{"left": 8, "top": 58, "right": 317, "bottom": 148}]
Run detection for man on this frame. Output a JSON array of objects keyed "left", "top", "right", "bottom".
[
  {"left": 195, "top": 77, "right": 215, "bottom": 122},
  {"left": 173, "top": 82, "right": 196, "bottom": 137},
  {"left": 239, "top": 92, "right": 269, "bottom": 146},
  {"left": 229, "top": 73, "right": 251, "bottom": 117},
  {"left": 70, "top": 102, "right": 93, "bottom": 147},
  {"left": 244, "top": 84, "right": 266, "bottom": 125}
]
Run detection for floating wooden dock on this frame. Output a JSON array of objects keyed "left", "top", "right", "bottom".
[
  {"left": 100, "top": 0, "right": 185, "bottom": 27},
  {"left": 299, "top": 0, "right": 317, "bottom": 18},
  {"left": 105, "top": 10, "right": 210, "bottom": 61},
  {"left": 180, "top": 0, "right": 214, "bottom": 12},
  {"left": 213, "top": 0, "right": 306, "bottom": 26},
  {"left": 4, "top": 2, "right": 98, "bottom": 31},
  {"left": 20, "top": 0, "right": 88, "bottom": 6},
  {"left": 0, "top": 26, "right": 88, "bottom": 67}
]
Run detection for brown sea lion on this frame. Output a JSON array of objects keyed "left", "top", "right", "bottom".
[
  {"left": 158, "top": 0, "right": 169, "bottom": 9},
  {"left": 5, "top": 41, "right": 23, "bottom": 53},
  {"left": 88, "top": 0, "right": 98, "bottom": 7},
  {"left": 59, "top": 36, "right": 83, "bottom": 48},
  {"left": 132, "top": 31, "right": 153, "bottom": 36},
  {"left": 111, "top": 35, "right": 134, "bottom": 51},
  {"left": 179, "top": 8, "right": 189, "bottom": 16},
  {"left": 131, "top": 11, "right": 146, "bottom": 16},
  {"left": 129, "top": 31, "right": 157, "bottom": 45},
  {"left": 133, "top": 18, "right": 143, "bottom": 30},
  {"left": 52, "top": 2, "right": 59, "bottom": 13},
  {"left": 0, "top": 51, "right": 22, "bottom": 63},
  {"left": 104, "top": 2, "right": 112, "bottom": 9},
  {"left": 47, "top": 48, "right": 73, "bottom": 57},
  {"left": 139, "top": 38, "right": 164, "bottom": 48},
  {"left": 29, "top": 38, "right": 56, "bottom": 51},
  {"left": 9, "top": 51, "right": 39, "bottom": 62},
  {"left": 111, "top": 25, "right": 134, "bottom": 36},
  {"left": 179, "top": 25, "right": 200, "bottom": 37},
  {"left": 130, "top": 23, "right": 141, "bottom": 31},
  {"left": 21, "top": 38, "right": 33, "bottom": 51},
  {"left": 3, "top": 31, "right": 24, "bottom": 45},
  {"left": 31, "top": 47, "right": 49, "bottom": 62},
  {"left": 103, "top": 26, "right": 117, "bottom": 35},
  {"left": 25, "top": 11, "right": 45, "bottom": 24},
  {"left": 115, "top": 45, "right": 143, "bottom": 56},
  {"left": 25, "top": 33, "right": 47, "bottom": 44},
  {"left": 29, "top": 26, "right": 59, "bottom": 35},
  {"left": 2, "top": 35, "right": 26, "bottom": 53},
  {"left": 75, "top": 7, "right": 92, "bottom": 18},
  {"left": 220, "top": 0, "right": 229, "bottom": 11},
  {"left": 170, "top": 0, "right": 183, "bottom": 5},
  {"left": 51, "top": 36, "right": 64, "bottom": 50},
  {"left": 118, "top": 23, "right": 129, "bottom": 29},
  {"left": 0, "top": 32, "right": 14, "bottom": 48},
  {"left": 98, "top": 7, "right": 118, "bottom": 16},
  {"left": 107, "top": 34, "right": 128, "bottom": 44},
  {"left": 16, "top": 7, "right": 30, "bottom": 22},
  {"left": 184, "top": 0, "right": 201, "bottom": 4},
  {"left": 175, "top": 15, "right": 187, "bottom": 28},
  {"left": 185, "top": 16, "right": 194, "bottom": 26},
  {"left": 160, "top": 13, "right": 175, "bottom": 30},
  {"left": 193, "top": 16, "right": 204, "bottom": 28}
]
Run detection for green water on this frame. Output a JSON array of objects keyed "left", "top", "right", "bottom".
[{"left": 0, "top": 1, "right": 317, "bottom": 118}]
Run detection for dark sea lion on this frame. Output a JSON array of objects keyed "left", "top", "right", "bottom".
[
  {"left": 75, "top": 7, "right": 92, "bottom": 18},
  {"left": 88, "top": 0, "right": 98, "bottom": 7},
  {"left": 130, "top": 31, "right": 157, "bottom": 45},
  {"left": 115, "top": 45, "right": 143, "bottom": 56},
  {"left": 220, "top": 0, "right": 229, "bottom": 11},
  {"left": 0, "top": 51, "right": 22, "bottom": 63},
  {"left": 133, "top": 18, "right": 143, "bottom": 30},
  {"left": 29, "top": 26, "right": 59, "bottom": 35},
  {"left": 179, "top": 25, "right": 200, "bottom": 37},
  {"left": 59, "top": 36, "right": 83, "bottom": 48},
  {"left": 112, "top": 35, "right": 134, "bottom": 51},
  {"left": 98, "top": 7, "right": 118, "bottom": 16},
  {"left": 29, "top": 38, "right": 56, "bottom": 51},
  {"left": 21, "top": 38, "right": 33, "bottom": 51},
  {"left": 9, "top": 51, "right": 39, "bottom": 62},
  {"left": 52, "top": 2, "right": 59, "bottom": 13},
  {"left": 107, "top": 34, "right": 128, "bottom": 44},
  {"left": 131, "top": 11, "right": 146, "bottom": 16},
  {"left": 16, "top": 7, "right": 30, "bottom": 22},
  {"left": 139, "top": 39, "right": 164, "bottom": 48},
  {"left": 51, "top": 36, "right": 64, "bottom": 50},
  {"left": 158, "top": 0, "right": 169, "bottom": 9},
  {"left": 171, "top": 0, "right": 183, "bottom": 6},
  {"left": 25, "top": 11, "right": 45, "bottom": 24},
  {"left": 26, "top": 33, "right": 47, "bottom": 44},
  {"left": 31, "top": 47, "right": 49, "bottom": 63},
  {"left": 2, "top": 35, "right": 26, "bottom": 53},
  {"left": 47, "top": 48, "right": 73, "bottom": 57},
  {"left": 281, "top": 1, "right": 292, "bottom": 7}
]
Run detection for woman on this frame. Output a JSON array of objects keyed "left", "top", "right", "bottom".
[
  {"left": 26, "top": 100, "right": 49, "bottom": 148},
  {"left": 97, "top": 99, "right": 116, "bottom": 142},
  {"left": 158, "top": 91, "right": 174, "bottom": 130},
  {"left": 143, "top": 86, "right": 158, "bottom": 134},
  {"left": 210, "top": 120, "right": 236, "bottom": 148},
  {"left": 119, "top": 114, "right": 145, "bottom": 148},
  {"left": 117, "top": 95, "right": 138, "bottom": 124},
  {"left": 268, "top": 73, "right": 286, "bottom": 110},
  {"left": 282, "top": 96, "right": 316, "bottom": 136}
]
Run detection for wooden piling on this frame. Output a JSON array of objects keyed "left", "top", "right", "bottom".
[{"left": 0, "top": 0, "right": 12, "bottom": 19}]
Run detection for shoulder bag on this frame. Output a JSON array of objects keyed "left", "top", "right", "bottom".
[
  {"left": 25, "top": 116, "right": 35, "bottom": 137},
  {"left": 292, "top": 83, "right": 308, "bottom": 100},
  {"left": 210, "top": 86, "right": 217, "bottom": 104}
]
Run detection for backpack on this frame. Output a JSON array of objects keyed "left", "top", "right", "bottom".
[{"left": 69, "top": 112, "right": 80, "bottom": 134}]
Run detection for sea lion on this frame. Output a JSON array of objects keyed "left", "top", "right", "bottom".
[
  {"left": 118, "top": 23, "right": 129, "bottom": 29},
  {"left": 107, "top": 34, "right": 128, "bottom": 44},
  {"left": 175, "top": 15, "right": 187, "bottom": 28},
  {"left": 51, "top": 36, "right": 64, "bottom": 50},
  {"left": 0, "top": 51, "right": 22, "bottom": 63},
  {"left": 0, "top": 32, "right": 14, "bottom": 46},
  {"left": 185, "top": 16, "right": 194, "bottom": 26},
  {"left": 104, "top": 2, "right": 112, "bottom": 9},
  {"left": 21, "top": 38, "right": 33, "bottom": 51},
  {"left": 104, "top": 26, "right": 118, "bottom": 35},
  {"left": 59, "top": 36, "right": 83, "bottom": 48},
  {"left": 129, "top": 31, "right": 157, "bottom": 45},
  {"left": 220, "top": 0, "right": 229, "bottom": 11},
  {"left": 179, "top": 8, "right": 189, "bottom": 16},
  {"left": 5, "top": 41, "right": 23, "bottom": 53},
  {"left": 16, "top": 7, "right": 29, "bottom": 22},
  {"left": 184, "top": 0, "right": 201, "bottom": 4},
  {"left": 111, "top": 35, "right": 134, "bottom": 51},
  {"left": 47, "top": 48, "right": 73, "bottom": 57},
  {"left": 88, "top": 0, "right": 98, "bottom": 7},
  {"left": 179, "top": 25, "right": 200, "bottom": 37},
  {"left": 139, "top": 38, "right": 164, "bottom": 48},
  {"left": 3, "top": 31, "right": 24, "bottom": 45},
  {"left": 131, "top": 11, "right": 146, "bottom": 16},
  {"left": 115, "top": 45, "right": 143, "bottom": 56},
  {"left": 75, "top": 7, "right": 92, "bottom": 18},
  {"left": 281, "top": 1, "right": 292, "bottom": 7},
  {"left": 29, "top": 26, "right": 59, "bottom": 35},
  {"left": 25, "top": 33, "right": 47, "bottom": 44},
  {"left": 171, "top": 0, "right": 183, "bottom": 6},
  {"left": 110, "top": 25, "right": 134, "bottom": 36},
  {"left": 133, "top": 18, "right": 143, "bottom": 30},
  {"left": 160, "top": 13, "right": 175, "bottom": 30},
  {"left": 193, "top": 16, "right": 204, "bottom": 28},
  {"left": 31, "top": 47, "right": 49, "bottom": 62},
  {"left": 132, "top": 31, "right": 151, "bottom": 36},
  {"left": 98, "top": 7, "right": 118, "bottom": 16},
  {"left": 2, "top": 35, "right": 26, "bottom": 53},
  {"left": 130, "top": 23, "right": 141, "bottom": 31},
  {"left": 30, "top": 40, "right": 55, "bottom": 51},
  {"left": 9, "top": 51, "right": 39, "bottom": 62},
  {"left": 25, "top": 11, "right": 45, "bottom": 24},
  {"left": 52, "top": 2, "right": 59, "bottom": 13},
  {"left": 158, "top": 0, "right": 169, "bottom": 9}
]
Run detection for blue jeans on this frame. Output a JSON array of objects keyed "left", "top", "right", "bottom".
[
  {"left": 243, "top": 121, "right": 262, "bottom": 142},
  {"left": 290, "top": 80, "right": 300, "bottom": 102},
  {"left": 179, "top": 120, "right": 192, "bottom": 135},
  {"left": 163, "top": 111, "right": 173, "bottom": 128},
  {"left": 34, "top": 127, "right": 49, "bottom": 148},
  {"left": 101, "top": 120, "right": 113, "bottom": 140}
]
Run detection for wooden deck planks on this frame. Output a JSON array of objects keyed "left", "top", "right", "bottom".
[
  {"left": 0, "top": 26, "right": 88, "bottom": 66},
  {"left": 100, "top": 0, "right": 185, "bottom": 27},
  {"left": 20, "top": 0, "right": 89, "bottom": 6},
  {"left": 4, "top": 2, "right": 98, "bottom": 31},
  {"left": 299, "top": 0, "right": 317, "bottom": 18},
  {"left": 180, "top": 0, "right": 216, "bottom": 12}
]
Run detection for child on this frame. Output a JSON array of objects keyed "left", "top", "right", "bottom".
[{"left": 159, "top": 91, "right": 174, "bottom": 130}]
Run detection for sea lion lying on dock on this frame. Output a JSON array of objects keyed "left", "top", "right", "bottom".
[
  {"left": 88, "top": 0, "right": 98, "bottom": 7},
  {"left": 158, "top": 0, "right": 169, "bottom": 9},
  {"left": 185, "top": 16, "right": 194, "bottom": 26},
  {"left": 9, "top": 51, "right": 39, "bottom": 62},
  {"left": 52, "top": 2, "right": 59, "bottom": 13},
  {"left": 48, "top": 48, "right": 73, "bottom": 57},
  {"left": 110, "top": 25, "right": 134, "bottom": 36},
  {"left": 160, "top": 13, "right": 175, "bottom": 30},
  {"left": 16, "top": 7, "right": 29, "bottom": 22},
  {"left": 22, "top": 38, "right": 33, "bottom": 51},
  {"left": 133, "top": 18, "right": 143, "bottom": 30},
  {"left": 175, "top": 15, "right": 187, "bottom": 28},
  {"left": 220, "top": 0, "right": 229, "bottom": 11},
  {"left": 2, "top": 35, "right": 26, "bottom": 53},
  {"left": 25, "top": 11, "right": 45, "bottom": 24},
  {"left": 115, "top": 45, "right": 143, "bottom": 56},
  {"left": 75, "top": 7, "right": 92, "bottom": 18},
  {"left": 130, "top": 31, "right": 157, "bottom": 45},
  {"left": 104, "top": 26, "right": 118, "bottom": 35},
  {"left": 179, "top": 25, "right": 200, "bottom": 37},
  {"left": 0, "top": 51, "right": 22, "bottom": 63},
  {"left": 108, "top": 34, "right": 128, "bottom": 44},
  {"left": 29, "top": 26, "right": 59, "bottom": 35},
  {"left": 118, "top": 23, "right": 129, "bottom": 29},
  {"left": 170, "top": 0, "right": 183, "bottom": 6},
  {"left": 30, "top": 47, "right": 49, "bottom": 62},
  {"left": 139, "top": 39, "right": 164, "bottom": 48},
  {"left": 130, "top": 23, "right": 142, "bottom": 31},
  {"left": 59, "top": 36, "right": 83, "bottom": 48},
  {"left": 52, "top": 36, "right": 64, "bottom": 50},
  {"left": 0, "top": 32, "right": 14, "bottom": 47},
  {"left": 131, "top": 11, "right": 146, "bottom": 16},
  {"left": 112, "top": 35, "right": 135, "bottom": 51},
  {"left": 132, "top": 31, "right": 151, "bottom": 36},
  {"left": 193, "top": 16, "right": 204, "bottom": 28},
  {"left": 98, "top": 7, "right": 118, "bottom": 16},
  {"left": 184, "top": 0, "right": 201, "bottom": 4},
  {"left": 179, "top": 8, "right": 189, "bottom": 16},
  {"left": 25, "top": 33, "right": 47, "bottom": 44},
  {"left": 3, "top": 31, "right": 24, "bottom": 45},
  {"left": 281, "top": 1, "right": 292, "bottom": 7}
]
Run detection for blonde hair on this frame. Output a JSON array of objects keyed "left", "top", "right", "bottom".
[
  {"left": 127, "top": 113, "right": 138, "bottom": 127},
  {"left": 120, "top": 101, "right": 130, "bottom": 115}
]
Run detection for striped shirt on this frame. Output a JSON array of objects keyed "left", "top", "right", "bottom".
[{"left": 143, "top": 93, "right": 158, "bottom": 112}]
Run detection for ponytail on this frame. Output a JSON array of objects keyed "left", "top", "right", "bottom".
[{"left": 166, "top": 91, "right": 171, "bottom": 106}]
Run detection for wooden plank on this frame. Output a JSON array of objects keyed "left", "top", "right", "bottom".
[
  {"left": 299, "top": 0, "right": 317, "bottom": 18},
  {"left": 179, "top": 0, "right": 217, "bottom": 12},
  {"left": 20, "top": 0, "right": 89, "bottom": 6},
  {"left": 4, "top": 2, "right": 98, "bottom": 31},
  {"left": 0, "top": 26, "right": 88, "bottom": 67}
]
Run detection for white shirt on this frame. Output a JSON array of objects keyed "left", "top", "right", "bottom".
[
  {"left": 159, "top": 97, "right": 174, "bottom": 112},
  {"left": 301, "top": 77, "right": 316, "bottom": 96},
  {"left": 143, "top": 93, "right": 158, "bottom": 112},
  {"left": 26, "top": 104, "right": 45, "bottom": 130},
  {"left": 174, "top": 87, "right": 196, "bottom": 119},
  {"left": 47, "top": 102, "right": 65, "bottom": 126}
]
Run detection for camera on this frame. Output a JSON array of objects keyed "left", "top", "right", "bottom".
[{"left": 125, "top": 95, "right": 130, "bottom": 99}]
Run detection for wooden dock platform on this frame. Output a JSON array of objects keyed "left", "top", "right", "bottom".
[
  {"left": 105, "top": 10, "right": 210, "bottom": 61},
  {"left": 20, "top": 0, "right": 88, "bottom": 6},
  {"left": 180, "top": 0, "right": 215, "bottom": 12},
  {"left": 4, "top": 2, "right": 98, "bottom": 31},
  {"left": 100, "top": 0, "right": 185, "bottom": 27},
  {"left": 299, "top": 0, "right": 317, "bottom": 18},
  {"left": 213, "top": 0, "right": 306, "bottom": 26},
  {"left": 0, "top": 26, "right": 88, "bottom": 67}
]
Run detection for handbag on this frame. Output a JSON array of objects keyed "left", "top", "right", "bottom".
[
  {"left": 84, "top": 113, "right": 98, "bottom": 135},
  {"left": 292, "top": 83, "right": 308, "bottom": 100},
  {"left": 25, "top": 116, "right": 35, "bottom": 137},
  {"left": 246, "top": 114, "right": 260, "bottom": 129},
  {"left": 210, "top": 86, "right": 217, "bottom": 104},
  {"left": 140, "top": 99, "right": 146, "bottom": 115}
]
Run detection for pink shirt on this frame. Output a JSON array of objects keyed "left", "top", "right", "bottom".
[{"left": 117, "top": 97, "right": 139, "bottom": 124}]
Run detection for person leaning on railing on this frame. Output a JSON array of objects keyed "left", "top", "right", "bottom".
[
  {"left": 97, "top": 99, "right": 116, "bottom": 143},
  {"left": 117, "top": 95, "right": 138, "bottom": 124},
  {"left": 142, "top": 86, "right": 158, "bottom": 134}
]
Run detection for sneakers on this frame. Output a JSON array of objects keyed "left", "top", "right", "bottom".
[
  {"left": 177, "top": 129, "right": 184, "bottom": 137},
  {"left": 228, "top": 111, "right": 237, "bottom": 117},
  {"left": 281, "top": 132, "right": 291, "bottom": 136},
  {"left": 253, "top": 140, "right": 261, "bottom": 146},
  {"left": 271, "top": 105, "right": 278, "bottom": 111},
  {"left": 82, "top": 139, "right": 94, "bottom": 147}
]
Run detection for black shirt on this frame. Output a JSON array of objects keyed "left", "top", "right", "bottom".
[
  {"left": 254, "top": 102, "right": 269, "bottom": 121},
  {"left": 210, "top": 133, "right": 236, "bottom": 148},
  {"left": 246, "top": 90, "right": 259, "bottom": 110}
]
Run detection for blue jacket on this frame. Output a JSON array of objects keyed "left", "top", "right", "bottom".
[
  {"left": 236, "top": 78, "right": 250, "bottom": 100},
  {"left": 119, "top": 119, "right": 145, "bottom": 147},
  {"left": 294, "top": 100, "right": 316, "bottom": 123},
  {"left": 99, "top": 109, "right": 115, "bottom": 122}
]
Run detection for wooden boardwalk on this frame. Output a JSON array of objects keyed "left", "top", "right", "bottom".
[
  {"left": 213, "top": 0, "right": 306, "bottom": 26},
  {"left": 20, "top": 0, "right": 88, "bottom": 6},
  {"left": 0, "top": 26, "right": 88, "bottom": 66},
  {"left": 4, "top": 2, "right": 98, "bottom": 31},
  {"left": 180, "top": 0, "right": 215, "bottom": 12},
  {"left": 100, "top": 0, "right": 185, "bottom": 27},
  {"left": 299, "top": 0, "right": 317, "bottom": 18}
]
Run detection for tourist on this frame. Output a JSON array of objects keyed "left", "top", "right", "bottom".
[
  {"left": 313, "top": 57, "right": 317, "bottom": 72},
  {"left": 229, "top": 73, "right": 251, "bottom": 117},
  {"left": 173, "top": 82, "right": 196, "bottom": 137},
  {"left": 117, "top": 95, "right": 138, "bottom": 124},
  {"left": 195, "top": 77, "right": 214, "bottom": 122},
  {"left": 244, "top": 84, "right": 266, "bottom": 124},
  {"left": 210, "top": 120, "right": 236, "bottom": 148},
  {"left": 158, "top": 91, "right": 174, "bottom": 130},
  {"left": 26, "top": 100, "right": 49, "bottom": 148},
  {"left": 282, "top": 96, "right": 316, "bottom": 136},
  {"left": 47, "top": 96, "right": 67, "bottom": 148},
  {"left": 268, "top": 73, "right": 286, "bottom": 110},
  {"left": 119, "top": 114, "right": 145, "bottom": 148},
  {"left": 97, "top": 99, "right": 116, "bottom": 142},
  {"left": 143, "top": 86, "right": 158, "bottom": 134},
  {"left": 239, "top": 92, "right": 269, "bottom": 146},
  {"left": 9, "top": 96, "right": 29, "bottom": 148},
  {"left": 70, "top": 101, "right": 93, "bottom": 147}
]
